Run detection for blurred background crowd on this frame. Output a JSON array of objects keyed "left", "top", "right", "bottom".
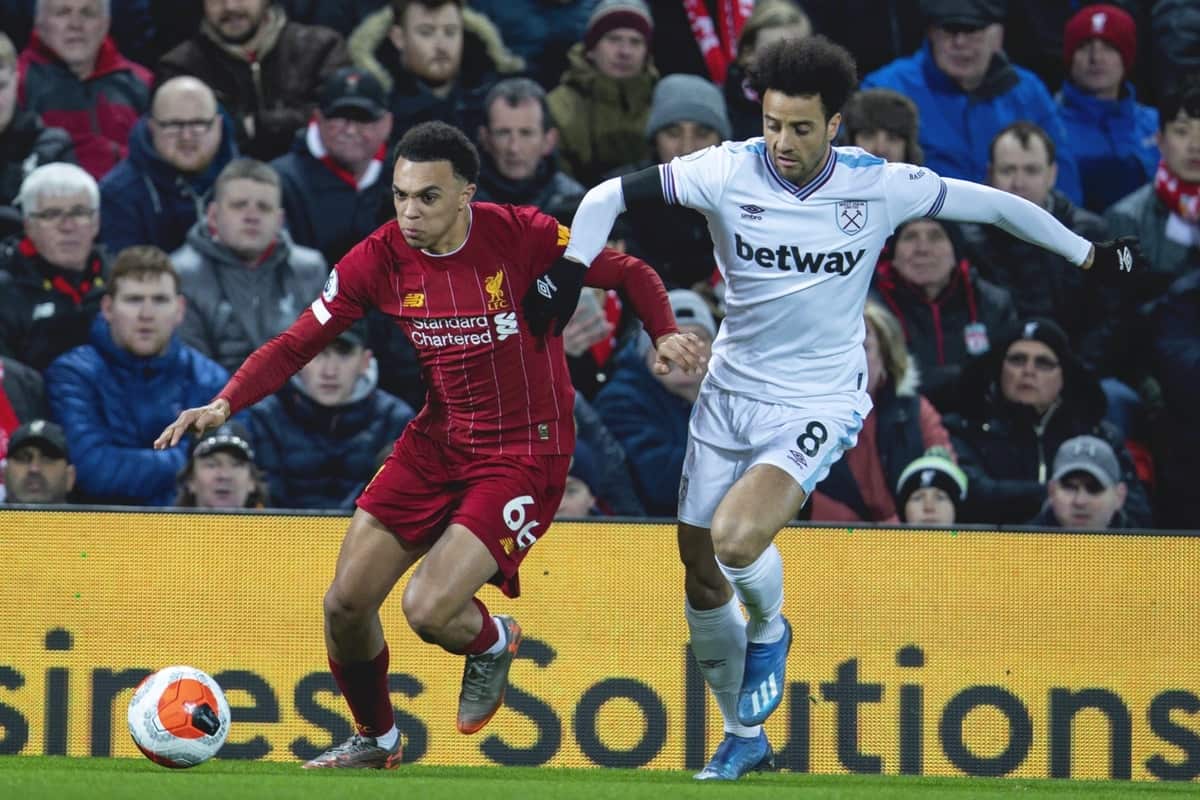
[{"left": 1, "top": 0, "right": 1198, "bottom": 532}]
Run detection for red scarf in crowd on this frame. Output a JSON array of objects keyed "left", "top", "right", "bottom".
[
  {"left": 1154, "top": 160, "right": 1200, "bottom": 223},
  {"left": 19, "top": 237, "right": 104, "bottom": 304},
  {"left": 683, "top": 0, "right": 755, "bottom": 84}
]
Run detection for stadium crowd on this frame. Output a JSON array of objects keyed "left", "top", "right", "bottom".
[{"left": 1, "top": 0, "right": 1197, "bottom": 531}]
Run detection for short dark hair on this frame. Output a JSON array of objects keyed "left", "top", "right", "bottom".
[
  {"left": 391, "top": 0, "right": 462, "bottom": 25},
  {"left": 747, "top": 35, "right": 858, "bottom": 120},
  {"left": 1158, "top": 75, "right": 1200, "bottom": 132},
  {"left": 990, "top": 121, "right": 1056, "bottom": 165},
  {"left": 213, "top": 158, "right": 280, "bottom": 203},
  {"left": 484, "top": 78, "right": 551, "bottom": 132},
  {"left": 392, "top": 121, "right": 480, "bottom": 184},
  {"left": 108, "top": 245, "right": 180, "bottom": 296}
]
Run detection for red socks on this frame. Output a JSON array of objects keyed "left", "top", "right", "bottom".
[
  {"left": 461, "top": 597, "right": 499, "bottom": 655},
  {"left": 328, "top": 644, "right": 394, "bottom": 736}
]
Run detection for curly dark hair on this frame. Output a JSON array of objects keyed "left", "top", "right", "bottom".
[
  {"left": 747, "top": 35, "right": 859, "bottom": 120},
  {"left": 392, "top": 121, "right": 480, "bottom": 184}
]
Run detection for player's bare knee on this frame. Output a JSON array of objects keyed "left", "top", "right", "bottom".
[
  {"left": 710, "top": 517, "right": 762, "bottom": 568},
  {"left": 323, "top": 584, "right": 368, "bottom": 630},
  {"left": 400, "top": 581, "right": 451, "bottom": 642}
]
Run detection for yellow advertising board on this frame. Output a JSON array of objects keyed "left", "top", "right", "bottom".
[{"left": 0, "top": 510, "right": 1197, "bottom": 781}]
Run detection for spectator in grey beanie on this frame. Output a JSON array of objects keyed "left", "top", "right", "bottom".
[{"left": 645, "top": 73, "right": 732, "bottom": 163}]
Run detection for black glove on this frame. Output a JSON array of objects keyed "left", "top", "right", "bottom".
[
  {"left": 1089, "top": 236, "right": 1145, "bottom": 282},
  {"left": 523, "top": 256, "right": 587, "bottom": 336}
]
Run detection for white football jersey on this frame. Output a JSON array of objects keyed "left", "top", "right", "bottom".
[{"left": 660, "top": 140, "right": 947, "bottom": 404}]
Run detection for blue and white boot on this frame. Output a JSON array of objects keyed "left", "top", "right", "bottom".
[
  {"left": 736, "top": 617, "right": 792, "bottom": 726},
  {"left": 694, "top": 730, "right": 775, "bottom": 780}
]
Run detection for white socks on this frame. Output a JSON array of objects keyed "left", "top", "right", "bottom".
[
  {"left": 717, "top": 544, "right": 785, "bottom": 644},
  {"left": 375, "top": 726, "right": 399, "bottom": 749},
  {"left": 685, "top": 596, "right": 761, "bottom": 738},
  {"left": 482, "top": 616, "right": 507, "bottom": 657}
]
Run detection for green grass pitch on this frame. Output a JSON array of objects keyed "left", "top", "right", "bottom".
[{"left": 2, "top": 757, "right": 1197, "bottom": 799}]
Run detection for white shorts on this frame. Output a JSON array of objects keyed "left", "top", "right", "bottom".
[{"left": 677, "top": 386, "right": 868, "bottom": 528}]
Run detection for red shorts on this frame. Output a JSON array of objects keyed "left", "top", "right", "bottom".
[{"left": 356, "top": 428, "right": 570, "bottom": 597}]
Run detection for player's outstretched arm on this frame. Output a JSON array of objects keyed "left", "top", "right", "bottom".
[
  {"left": 933, "top": 178, "right": 1145, "bottom": 279},
  {"left": 652, "top": 332, "right": 708, "bottom": 376},
  {"left": 153, "top": 307, "right": 349, "bottom": 449}
]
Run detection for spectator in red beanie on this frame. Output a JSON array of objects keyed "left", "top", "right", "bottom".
[{"left": 1056, "top": 4, "right": 1160, "bottom": 213}]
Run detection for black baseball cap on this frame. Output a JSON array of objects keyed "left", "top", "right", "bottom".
[
  {"left": 192, "top": 421, "right": 255, "bottom": 462},
  {"left": 8, "top": 419, "right": 68, "bottom": 459},
  {"left": 319, "top": 67, "right": 388, "bottom": 122},
  {"left": 921, "top": 0, "right": 1006, "bottom": 29}
]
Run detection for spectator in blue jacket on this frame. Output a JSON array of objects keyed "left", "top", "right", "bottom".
[
  {"left": 593, "top": 289, "right": 715, "bottom": 517},
  {"left": 1056, "top": 4, "right": 1159, "bottom": 214},
  {"left": 45, "top": 245, "right": 228, "bottom": 506},
  {"left": 247, "top": 321, "right": 414, "bottom": 510},
  {"left": 861, "top": 0, "right": 1083, "bottom": 203},
  {"left": 98, "top": 76, "right": 238, "bottom": 256}
]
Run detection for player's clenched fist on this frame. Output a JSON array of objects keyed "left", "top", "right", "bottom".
[
  {"left": 653, "top": 331, "right": 709, "bottom": 376},
  {"left": 153, "top": 398, "right": 231, "bottom": 450}
]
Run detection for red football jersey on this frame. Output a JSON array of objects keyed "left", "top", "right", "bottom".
[{"left": 217, "top": 203, "right": 677, "bottom": 456}]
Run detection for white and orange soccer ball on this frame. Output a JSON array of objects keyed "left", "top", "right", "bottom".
[{"left": 127, "top": 665, "right": 231, "bottom": 768}]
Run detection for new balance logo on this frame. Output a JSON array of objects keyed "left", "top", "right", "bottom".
[
  {"left": 1118, "top": 246, "right": 1133, "bottom": 273},
  {"left": 735, "top": 233, "right": 866, "bottom": 275},
  {"left": 749, "top": 674, "right": 780, "bottom": 716}
]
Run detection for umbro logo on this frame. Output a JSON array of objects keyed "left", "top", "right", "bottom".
[{"left": 739, "top": 204, "right": 764, "bottom": 221}]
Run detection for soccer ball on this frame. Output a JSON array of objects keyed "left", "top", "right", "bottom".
[{"left": 127, "top": 665, "right": 231, "bottom": 768}]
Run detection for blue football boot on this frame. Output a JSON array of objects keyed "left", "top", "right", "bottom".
[
  {"left": 693, "top": 730, "right": 775, "bottom": 780},
  {"left": 736, "top": 617, "right": 792, "bottom": 726}
]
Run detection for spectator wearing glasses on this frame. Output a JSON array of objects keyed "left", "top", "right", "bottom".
[
  {"left": 943, "top": 318, "right": 1151, "bottom": 526},
  {"left": 98, "top": 75, "right": 239, "bottom": 256},
  {"left": 0, "top": 162, "right": 109, "bottom": 371},
  {"left": 16, "top": 0, "right": 152, "bottom": 181}
]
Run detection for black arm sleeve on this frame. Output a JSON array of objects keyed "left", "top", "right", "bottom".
[{"left": 621, "top": 166, "right": 668, "bottom": 213}]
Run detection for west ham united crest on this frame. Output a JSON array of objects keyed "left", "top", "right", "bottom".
[{"left": 836, "top": 201, "right": 867, "bottom": 234}]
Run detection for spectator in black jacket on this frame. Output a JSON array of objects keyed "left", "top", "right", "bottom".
[
  {"left": 943, "top": 318, "right": 1152, "bottom": 526},
  {"left": 606, "top": 73, "right": 729, "bottom": 291},
  {"left": 0, "top": 162, "right": 108, "bottom": 371},
  {"left": 1148, "top": 268, "right": 1200, "bottom": 529},
  {"left": 473, "top": 78, "right": 584, "bottom": 213},
  {"left": 272, "top": 66, "right": 394, "bottom": 266},
  {"left": 960, "top": 122, "right": 1115, "bottom": 371},
  {"left": 0, "top": 31, "right": 74, "bottom": 237},
  {"left": 872, "top": 217, "right": 1018, "bottom": 414},
  {"left": 247, "top": 321, "right": 414, "bottom": 510}
]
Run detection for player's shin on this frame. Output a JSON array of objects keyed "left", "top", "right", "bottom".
[
  {"left": 716, "top": 543, "right": 785, "bottom": 644},
  {"left": 685, "top": 596, "right": 760, "bottom": 737},
  {"left": 328, "top": 644, "right": 397, "bottom": 737}
]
